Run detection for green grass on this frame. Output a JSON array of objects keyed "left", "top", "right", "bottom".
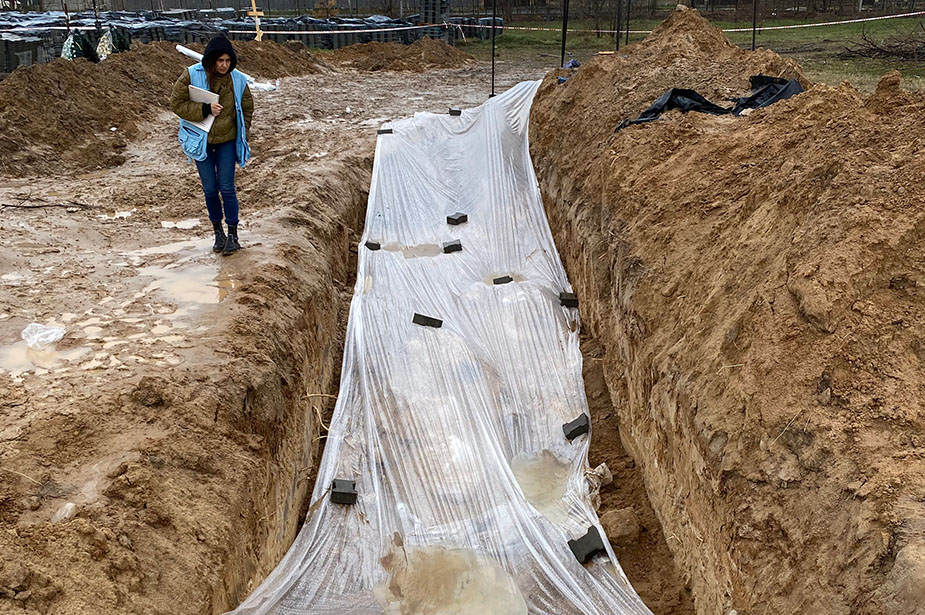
[
  {"left": 456, "top": 15, "right": 925, "bottom": 90},
  {"left": 460, "top": 14, "right": 925, "bottom": 48}
]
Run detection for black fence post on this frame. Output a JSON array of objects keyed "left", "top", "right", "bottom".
[
  {"left": 624, "top": 0, "right": 630, "bottom": 46},
  {"left": 490, "top": 0, "right": 497, "bottom": 97},
  {"left": 614, "top": 0, "right": 621, "bottom": 51},
  {"left": 751, "top": 0, "right": 758, "bottom": 50},
  {"left": 560, "top": 0, "right": 569, "bottom": 67}
]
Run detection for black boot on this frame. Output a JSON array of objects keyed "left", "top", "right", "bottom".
[
  {"left": 211, "top": 221, "right": 226, "bottom": 253},
  {"left": 222, "top": 224, "right": 240, "bottom": 255}
]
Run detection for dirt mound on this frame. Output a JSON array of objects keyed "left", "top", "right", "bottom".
[
  {"left": 329, "top": 41, "right": 407, "bottom": 71},
  {"left": 330, "top": 37, "right": 474, "bottom": 72},
  {"left": 532, "top": 7, "right": 925, "bottom": 615},
  {"left": 540, "top": 6, "right": 805, "bottom": 154},
  {"left": 0, "top": 40, "right": 321, "bottom": 177},
  {"left": 187, "top": 39, "right": 327, "bottom": 79}
]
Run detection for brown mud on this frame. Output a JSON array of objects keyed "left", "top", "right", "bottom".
[
  {"left": 377, "top": 540, "right": 528, "bottom": 615},
  {"left": 0, "top": 69, "right": 367, "bottom": 614},
  {"left": 4, "top": 53, "right": 669, "bottom": 615},
  {"left": 329, "top": 36, "right": 475, "bottom": 72},
  {"left": 0, "top": 40, "right": 324, "bottom": 177},
  {"left": 584, "top": 336, "right": 696, "bottom": 615},
  {"left": 532, "top": 7, "right": 925, "bottom": 615}
]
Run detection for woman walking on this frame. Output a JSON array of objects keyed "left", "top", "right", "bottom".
[{"left": 170, "top": 35, "right": 253, "bottom": 255}]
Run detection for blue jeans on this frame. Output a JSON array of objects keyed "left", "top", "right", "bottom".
[{"left": 195, "top": 140, "right": 239, "bottom": 226}]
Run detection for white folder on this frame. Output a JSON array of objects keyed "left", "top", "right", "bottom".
[{"left": 188, "top": 84, "right": 220, "bottom": 133}]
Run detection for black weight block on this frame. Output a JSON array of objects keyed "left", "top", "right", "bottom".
[
  {"left": 331, "top": 479, "right": 357, "bottom": 505},
  {"left": 412, "top": 313, "right": 443, "bottom": 328},
  {"left": 563, "top": 413, "right": 590, "bottom": 441},
  {"left": 449, "top": 108, "right": 462, "bottom": 116},
  {"left": 447, "top": 212, "right": 468, "bottom": 225},
  {"left": 443, "top": 240, "right": 463, "bottom": 254},
  {"left": 568, "top": 526, "right": 606, "bottom": 564},
  {"left": 377, "top": 128, "right": 393, "bottom": 135},
  {"left": 365, "top": 241, "right": 381, "bottom": 251},
  {"left": 493, "top": 275, "right": 513, "bottom": 285},
  {"left": 559, "top": 291, "right": 579, "bottom": 308}
]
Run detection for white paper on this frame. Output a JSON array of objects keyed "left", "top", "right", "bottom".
[{"left": 188, "top": 84, "right": 219, "bottom": 133}]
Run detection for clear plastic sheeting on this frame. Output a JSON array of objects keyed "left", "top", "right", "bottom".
[
  {"left": 20, "top": 323, "right": 66, "bottom": 350},
  {"left": 229, "top": 81, "right": 653, "bottom": 615}
]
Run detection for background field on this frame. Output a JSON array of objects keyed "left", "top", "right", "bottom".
[{"left": 457, "top": 14, "right": 925, "bottom": 89}]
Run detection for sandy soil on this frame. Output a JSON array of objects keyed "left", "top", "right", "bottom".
[
  {"left": 327, "top": 36, "right": 476, "bottom": 72},
  {"left": 0, "top": 50, "right": 693, "bottom": 615},
  {"left": 531, "top": 7, "right": 925, "bottom": 615},
  {"left": 584, "top": 336, "right": 696, "bottom": 615},
  {"left": 0, "top": 40, "right": 327, "bottom": 177}
]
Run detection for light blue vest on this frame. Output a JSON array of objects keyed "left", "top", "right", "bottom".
[{"left": 177, "top": 64, "right": 251, "bottom": 166}]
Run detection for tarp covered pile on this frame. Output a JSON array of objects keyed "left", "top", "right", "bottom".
[{"left": 0, "top": 10, "right": 449, "bottom": 55}]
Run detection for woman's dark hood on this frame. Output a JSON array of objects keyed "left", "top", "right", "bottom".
[{"left": 202, "top": 35, "right": 238, "bottom": 71}]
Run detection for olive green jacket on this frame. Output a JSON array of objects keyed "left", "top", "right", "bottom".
[{"left": 170, "top": 70, "right": 253, "bottom": 145}]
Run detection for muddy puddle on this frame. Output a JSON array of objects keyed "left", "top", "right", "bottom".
[
  {"left": 160, "top": 218, "right": 201, "bottom": 230},
  {"left": 377, "top": 540, "right": 527, "bottom": 615},
  {"left": 126, "top": 238, "right": 211, "bottom": 258},
  {"left": 511, "top": 450, "right": 571, "bottom": 524},
  {"left": 98, "top": 210, "right": 135, "bottom": 220},
  {"left": 137, "top": 264, "right": 237, "bottom": 305},
  {"left": 0, "top": 341, "right": 91, "bottom": 375}
]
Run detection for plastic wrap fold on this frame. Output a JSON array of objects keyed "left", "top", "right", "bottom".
[{"left": 229, "top": 80, "right": 653, "bottom": 615}]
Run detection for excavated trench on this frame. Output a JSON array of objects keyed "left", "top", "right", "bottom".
[
  {"left": 209, "top": 121, "right": 694, "bottom": 615},
  {"left": 0, "top": 44, "right": 709, "bottom": 615}
]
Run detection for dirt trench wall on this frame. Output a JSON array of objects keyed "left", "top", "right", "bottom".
[
  {"left": 203, "top": 276, "right": 347, "bottom": 612},
  {"left": 529, "top": 9, "right": 925, "bottom": 615},
  {"left": 212, "top": 260, "right": 354, "bottom": 612},
  {"left": 0, "top": 156, "right": 372, "bottom": 615},
  {"left": 190, "top": 161, "right": 373, "bottom": 613}
]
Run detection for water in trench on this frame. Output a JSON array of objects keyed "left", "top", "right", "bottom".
[{"left": 376, "top": 539, "right": 528, "bottom": 615}]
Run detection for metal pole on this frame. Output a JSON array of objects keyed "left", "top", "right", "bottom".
[
  {"left": 614, "top": 0, "right": 621, "bottom": 51},
  {"left": 751, "top": 0, "right": 758, "bottom": 50},
  {"left": 624, "top": 0, "right": 630, "bottom": 45},
  {"left": 559, "top": 0, "right": 569, "bottom": 67},
  {"left": 490, "top": 0, "right": 496, "bottom": 97}
]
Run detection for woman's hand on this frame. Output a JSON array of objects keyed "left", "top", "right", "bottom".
[{"left": 210, "top": 103, "right": 223, "bottom": 116}]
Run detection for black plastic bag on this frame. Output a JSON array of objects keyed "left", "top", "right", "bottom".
[
  {"left": 730, "top": 75, "right": 804, "bottom": 116},
  {"left": 615, "top": 75, "right": 803, "bottom": 132}
]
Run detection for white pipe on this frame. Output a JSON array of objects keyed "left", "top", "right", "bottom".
[{"left": 175, "top": 44, "right": 278, "bottom": 90}]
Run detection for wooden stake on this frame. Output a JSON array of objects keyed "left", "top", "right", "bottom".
[{"left": 247, "top": 0, "right": 265, "bottom": 41}]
